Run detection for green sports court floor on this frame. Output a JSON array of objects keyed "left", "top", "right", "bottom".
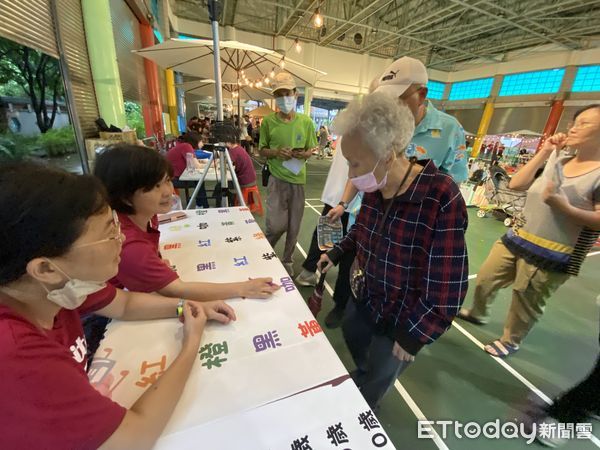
[{"left": 236, "top": 156, "right": 600, "bottom": 449}]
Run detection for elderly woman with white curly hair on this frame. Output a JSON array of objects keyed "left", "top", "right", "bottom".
[{"left": 319, "top": 92, "right": 469, "bottom": 409}]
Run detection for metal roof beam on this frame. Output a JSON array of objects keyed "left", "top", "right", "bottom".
[
  {"left": 477, "top": 0, "right": 582, "bottom": 48},
  {"left": 319, "top": 0, "right": 395, "bottom": 46},
  {"left": 448, "top": 0, "right": 578, "bottom": 50},
  {"left": 362, "top": 3, "right": 465, "bottom": 53},
  {"left": 276, "top": 0, "right": 318, "bottom": 36}
]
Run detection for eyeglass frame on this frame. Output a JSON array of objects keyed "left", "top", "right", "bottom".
[
  {"left": 72, "top": 209, "right": 122, "bottom": 249},
  {"left": 567, "top": 120, "right": 597, "bottom": 130}
]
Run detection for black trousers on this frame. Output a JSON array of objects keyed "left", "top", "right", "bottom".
[
  {"left": 302, "top": 204, "right": 355, "bottom": 308},
  {"left": 546, "top": 324, "right": 600, "bottom": 423},
  {"left": 173, "top": 178, "right": 209, "bottom": 208}
]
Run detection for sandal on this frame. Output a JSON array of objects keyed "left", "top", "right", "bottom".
[
  {"left": 456, "top": 309, "right": 488, "bottom": 326},
  {"left": 485, "top": 339, "right": 520, "bottom": 358}
]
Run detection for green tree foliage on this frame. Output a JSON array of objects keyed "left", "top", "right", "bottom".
[
  {"left": 124, "top": 101, "right": 146, "bottom": 139},
  {"left": 0, "top": 37, "right": 64, "bottom": 133}
]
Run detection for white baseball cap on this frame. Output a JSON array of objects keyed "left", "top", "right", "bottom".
[
  {"left": 373, "top": 57, "right": 428, "bottom": 98},
  {"left": 271, "top": 72, "right": 296, "bottom": 93}
]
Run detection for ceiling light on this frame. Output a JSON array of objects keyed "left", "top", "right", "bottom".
[
  {"left": 294, "top": 38, "right": 302, "bottom": 53},
  {"left": 313, "top": 8, "right": 323, "bottom": 28},
  {"left": 270, "top": 69, "right": 276, "bottom": 78}
]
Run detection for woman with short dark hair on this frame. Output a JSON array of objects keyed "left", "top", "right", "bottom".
[
  {"left": 0, "top": 163, "right": 235, "bottom": 449},
  {"left": 166, "top": 131, "right": 210, "bottom": 208},
  {"left": 94, "top": 144, "right": 279, "bottom": 302}
]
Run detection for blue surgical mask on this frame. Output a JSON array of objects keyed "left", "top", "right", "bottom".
[{"left": 276, "top": 96, "right": 297, "bottom": 114}]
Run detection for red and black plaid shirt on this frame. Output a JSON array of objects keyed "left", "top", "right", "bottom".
[{"left": 328, "top": 159, "right": 468, "bottom": 355}]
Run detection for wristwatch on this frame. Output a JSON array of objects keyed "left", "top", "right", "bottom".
[
  {"left": 176, "top": 299, "right": 185, "bottom": 318},
  {"left": 338, "top": 201, "right": 348, "bottom": 210}
]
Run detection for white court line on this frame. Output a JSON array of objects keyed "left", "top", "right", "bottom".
[
  {"left": 452, "top": 322, "right": 553, "bottom": 404},
  {"left": 297, "top": 201, "right": 450, "bottom": 450},
  {"left": 395, "top": 381, "right": 450, "bottom": 450},
  {"left": 301, "top": 201, "right": 600, "bottom": 448}
]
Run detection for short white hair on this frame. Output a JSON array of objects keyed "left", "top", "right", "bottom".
[{"left": 333, "top": 91, "right": 415, "bottom": 159}]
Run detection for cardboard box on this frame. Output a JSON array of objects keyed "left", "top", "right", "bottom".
[
  {"left": 85, "top": 139, "right": 113, "bottom": 163},
  {"left": 99, "top": 130, "right": 138, "bottom": 145}
]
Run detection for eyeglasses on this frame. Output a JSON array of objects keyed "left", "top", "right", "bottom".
[
  {"left": 399, "top": 85, "right": 425, "bottom": 100},
  {"left": 567, "top": 121, "right": 597, "bottom": 130},
  {"left": 73, "top": 210, "right": 122, "bottom": 249}
]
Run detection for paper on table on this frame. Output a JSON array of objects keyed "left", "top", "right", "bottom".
[
  {"left": 282, "top": 157, "right": 304, "bottom": 175},
  {"left": 155, "top": 378, "right": 396, "bottom": 449}
]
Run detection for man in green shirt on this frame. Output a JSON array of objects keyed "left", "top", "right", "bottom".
[{"left": 259, "top": 72, "right": 318, "bottom": 275}]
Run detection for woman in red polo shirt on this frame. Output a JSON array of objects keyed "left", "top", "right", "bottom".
[
  {"left": 94, "top": 144, "right": 279, "bottom": 300},
  {"left": 0, "top": 163, "right": 235, "bottom": 449}
]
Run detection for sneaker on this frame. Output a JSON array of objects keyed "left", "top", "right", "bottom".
[
  {"left": 295, "top": 269, "right": 317, "bottom": 287},
  {"left": 283, "top": 262, "right": 294, "bottom": 277},
  {"left": 324, "top": 306, "right": 345, "bottom": 329}
]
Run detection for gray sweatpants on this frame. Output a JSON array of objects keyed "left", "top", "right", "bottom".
[{"left": 265, "top": 175, "right": 305, "bottom": 263}]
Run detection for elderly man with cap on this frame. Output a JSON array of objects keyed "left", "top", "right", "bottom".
[
  {"left": 375, "top": 56, "right": 468, "bottom": 183},
  {"left": 299, "top": 57, "right": 468, "bottom": 327},
  {"left": 259, "top": 72, "right": 318, "bottom": 275}
]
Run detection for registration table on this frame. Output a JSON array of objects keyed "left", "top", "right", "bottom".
[
  {"left": 179, "top": 165, "right": 232, "bottom": 182},
  {"left": 89, "top": 207, "right": 395, "bottom": 449}
]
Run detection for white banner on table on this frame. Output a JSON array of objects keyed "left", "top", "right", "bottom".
[
  {"left": 156, "top": 378, "right": 396, "bottom": 449},
  {"left": 89, "top": 208, "right": 350, "bottom": 436}
]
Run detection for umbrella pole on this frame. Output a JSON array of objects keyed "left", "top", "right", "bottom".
[{"left": 208, "top": 0, "right": 224, "bottom": 121}]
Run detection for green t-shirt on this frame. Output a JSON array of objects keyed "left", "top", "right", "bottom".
[{"left": 259, "top": 112, "right": 318, "bottom": 184}]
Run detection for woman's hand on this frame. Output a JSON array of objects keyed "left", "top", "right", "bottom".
[
  {"left": 202, "top": 301, "right": 236, "bottom": 324},
  {"left": 392, "top": 342, "right": 415, "bottom": 362},
  {"left": 181, "top": 301, "right": 207, "bottom": 348},
  {"left": 540, "top": 133, "right": 567, "bottom": 157},
  {"left": 542, "top": 181, "right": 569, "bottom": 211},
  {"left": 318, "top": 253, "right": 334, "bottom": 273},
  {"left": 241, "top": 278, "right": 281, "bottom": 299},
  {"left": 326, "top": 205, "right": 345, "bottom": 222}
]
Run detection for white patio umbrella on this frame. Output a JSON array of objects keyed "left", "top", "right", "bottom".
[
  {"left": 132, "top": 38, "right": 326, "bottom": 89},
  {"left": 502, "top": 129, "right": 543, "bottom": 136},
  {"left": 179, "top": 80, "right": 273, "bottom": 101}
]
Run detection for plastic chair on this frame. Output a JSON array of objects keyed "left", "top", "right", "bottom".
[{"left": 236, "top": 185, "right": 264, "bottom": 216}]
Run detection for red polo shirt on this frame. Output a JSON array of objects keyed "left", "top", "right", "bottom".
[
  {"left": 167, "top": 141, "right": 195, "bottom": 178},
  {"left": 111, "top": 213, "right": 179, "bottom": 293},
  {"left": 228, "top": 145, "right": 256, "bottom": 186},
  {"left": 0, "top": 284, "right": 126, "bottom": 449}
]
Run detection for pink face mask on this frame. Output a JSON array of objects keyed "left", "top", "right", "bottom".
[{"left": 350, "top": 157, "right": 388, "bottom": 193}]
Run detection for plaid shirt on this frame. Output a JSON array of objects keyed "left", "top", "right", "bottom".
[{"left": 328, "top": 160, "right": 468, "bottom": 355}]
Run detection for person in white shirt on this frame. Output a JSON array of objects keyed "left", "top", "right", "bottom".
[{"left": 296, "top": 137, "right": 358, "bottom": 328}]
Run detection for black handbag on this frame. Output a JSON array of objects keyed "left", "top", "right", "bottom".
[{"left": 262, "top": 162, "right": 271, "bottom": 187}]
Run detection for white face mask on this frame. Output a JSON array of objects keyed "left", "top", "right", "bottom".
[
  {"left": 41, "top": 260, "right": 106, "bottom": 310},
  {"left": 276, "top": 96, "right": 297, "bottom": 114}
]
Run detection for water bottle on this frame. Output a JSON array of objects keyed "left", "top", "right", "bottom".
[{"left": 186, "top": 152, "right": 196, "bottom": 173}]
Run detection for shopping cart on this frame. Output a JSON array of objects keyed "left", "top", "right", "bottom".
[{"left": 476, "top": 168, "right": 526, "bottom": 227}]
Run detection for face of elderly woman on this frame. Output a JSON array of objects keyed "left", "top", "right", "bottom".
[
  {"left": 567, "top": 107, "right": 600, "bottom": 151},
  {"left": 342, "top": 129, "right": 392, "bottom": 182}
]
